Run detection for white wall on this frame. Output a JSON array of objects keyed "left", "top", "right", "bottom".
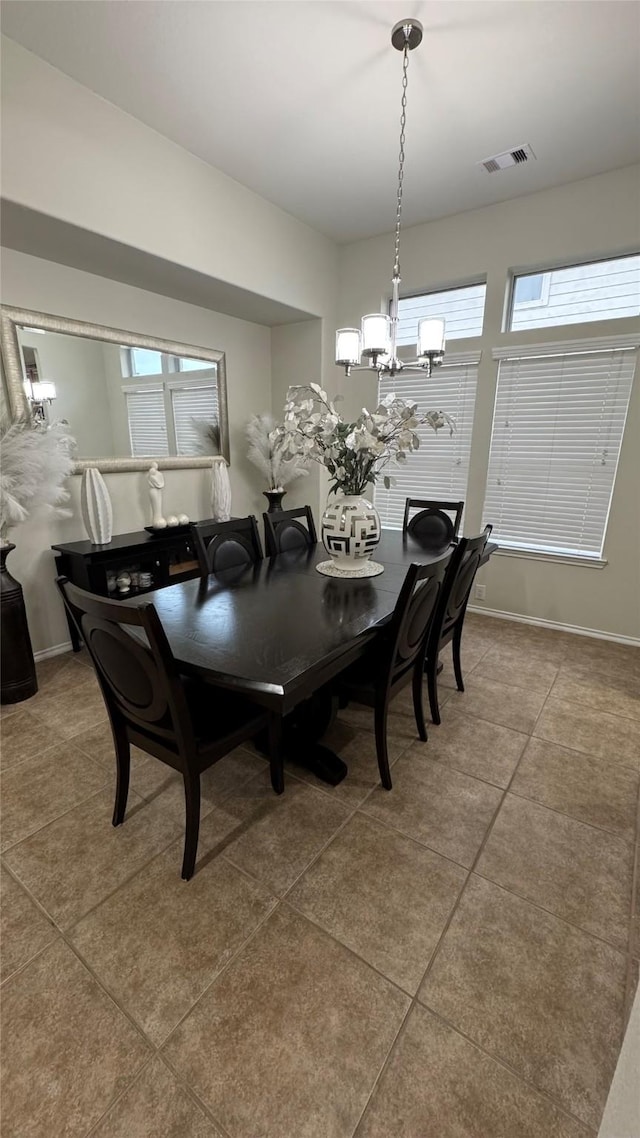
[
  {"left": 338, "top": 165, "right": 640, "bottom": 640},
  {"left": 20, "top": 328, "right": 116, "bottom": 456},
  {"left": 0, "top": 36, "right": 337, "bottom": 321}
]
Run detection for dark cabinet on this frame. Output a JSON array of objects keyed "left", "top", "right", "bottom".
[{"left": 52, "top": 528, "right": 201, "bottom": 650}]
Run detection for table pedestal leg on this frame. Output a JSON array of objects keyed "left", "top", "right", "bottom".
[{"left": 257, "top": 688, "right": 348, "bottom": 786}]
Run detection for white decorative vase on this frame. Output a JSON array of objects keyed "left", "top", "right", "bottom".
[
  {"left": 211, "top": 459, "right": 232, "bottom": 521},
  {"left": 80, "top": 468, "right": 113, "bottom": 545},
  {"left": 321, "top": 494, "right": 381, "bottom": 573}
]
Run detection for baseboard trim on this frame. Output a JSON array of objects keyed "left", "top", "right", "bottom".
[
  {"left": 34, "top": 641, "right": 74, "bottom": 662},
  {"left": 466, "top": 605, "right": 640, "bottom": 648}
]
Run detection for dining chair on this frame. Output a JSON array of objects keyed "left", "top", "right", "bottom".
[
  {"left": 56, "top": 577, "right": 283, "bottom": 880},
  {"left": 190, "top": 516, "right": 263, "bottom": 576},
  {"left": 263, "top": 505, "right": 317, "bottom": 556},
  {"left": 335, "top": 551, "right": 451, "bottom": 790},
  {"left": 424, "top": 525, "right": 492, "bottom": 725},
  {"left": 403, "top": 498, "right": 464, "bottom": 548}
]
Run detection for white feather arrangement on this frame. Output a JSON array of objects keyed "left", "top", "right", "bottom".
[
  {"left": 246, "top": 413, "right": 308, "bottom": 491},
  {"left": 0, "top": 418, "right": 76, "bottom": 544}
]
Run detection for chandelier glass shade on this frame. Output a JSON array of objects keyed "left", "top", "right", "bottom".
[{"left": 335, "top": 19, "right": 446, "bottom": 380}]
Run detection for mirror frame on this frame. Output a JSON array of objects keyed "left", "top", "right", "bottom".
[{"left": 0, "top": 305, "right": 230, "bottom": 471}]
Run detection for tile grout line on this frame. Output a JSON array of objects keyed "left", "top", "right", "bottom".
[
  {"left": 506, "top": 783, "right": 639, "bottom": 843},
  {"left": 156, "top": 898, "right": 286, "bottom": 1053},
  {"left": 82, "top": 1049, "right": 235, "bottom": 1138},
  {"left": 417, "top": 1005, "right": 598, "bottom": 1136},
  {"left": 66, "top": 894, "right": 283, "bottom": 1137},
  {"left": 3, "top": 752, "right": 281, "bottom": 936},
  {"left": 418, "top": 681, "right": 563, "bottom": 985},
  {"left": 349, "top": 685, "right": 559, "bottom": 1134},
  {"left": 352, "top": 803, "right": 633, "bottom": 956},
  {"left": 351, "top": 679, "right": 612, "bottom": 1135},
  {"left": 81, "top": 1053, "right": 159, "bottom": 1138}
]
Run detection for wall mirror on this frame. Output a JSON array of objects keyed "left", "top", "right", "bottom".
[{"left": 0, "top": 306, "right": 230, "bottom": 471}]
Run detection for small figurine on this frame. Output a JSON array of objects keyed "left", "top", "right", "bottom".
[{"left": 147, "top": 462, "right": 166, "bottom": 528}]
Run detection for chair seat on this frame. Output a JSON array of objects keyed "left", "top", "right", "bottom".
[
  {"left": 129, "top": 678, "right": 267, "bottom": 759},
  {"left": 338, "top": 640, "right": 412, "bottom": 705},
  {"left": 184, "top": 678, "right": 268, "bottom": 748}
]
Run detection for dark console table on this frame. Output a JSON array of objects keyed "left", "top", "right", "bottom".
[{"left": 52, "top": 528, "right": 201, "bottom": 651}]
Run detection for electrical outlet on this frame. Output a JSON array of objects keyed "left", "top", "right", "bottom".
[{"left": 474, "top": 583, "right": 486, "bottom": 600}]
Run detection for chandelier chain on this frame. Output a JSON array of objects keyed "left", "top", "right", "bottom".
[{"left": 393, "top": 43, "right": 410, "bottom": 281}]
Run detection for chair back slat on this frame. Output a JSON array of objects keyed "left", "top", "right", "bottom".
[
  {"left": 428, "top": 526, "right": 492, "bottom": 651},
  {"left": 56, "top": 577, "right": 197, "bottom": 755},
  {"left": 264, "top": 506, "right": 317, "bottom": 556},
  {"left": 385, "top": 553, "right": 451, "bottom": 688},
  {"left": 403, "top": 498, "right": 464, "bottom": 546},
  {"left": 191, "top": 516, "right": 263, "bottom": 576}
]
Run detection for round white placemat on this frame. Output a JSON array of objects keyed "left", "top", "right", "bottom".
[{"left": 315, "top": 559, "right": 385, "bottom": 579}]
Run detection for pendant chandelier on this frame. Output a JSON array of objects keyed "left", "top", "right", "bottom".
[{"left": 335, "top": 18, "right": 445, "bottom": 380}]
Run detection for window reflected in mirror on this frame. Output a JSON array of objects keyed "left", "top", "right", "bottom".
[{"left": 17, "top": 327, "right": 222, "bottom": 459}]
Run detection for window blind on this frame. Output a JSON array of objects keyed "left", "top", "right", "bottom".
[
  {"left": 374, "top": 359, "right": 479, "bottom": 528},
  {"left": 483, "top": 348, "right": 636, "bottom": 557},
  {"left": 171, "top": 384, "right": 219, "bottom": 456},
  {"left": 125, "top": 386, "right": 169, "bottom": 457}
]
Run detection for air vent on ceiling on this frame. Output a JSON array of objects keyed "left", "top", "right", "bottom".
[{"left": 478, "top": 144, "right": 536, "bottom": 173}]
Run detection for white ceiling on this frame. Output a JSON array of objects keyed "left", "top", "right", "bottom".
[{"left": 2, "top": 0, "right": 639, "bottom": 243}]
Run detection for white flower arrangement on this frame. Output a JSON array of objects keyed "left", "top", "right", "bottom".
[
  {"left": 0, "top": 418, "right": 76, "bottom": 544},
  {"left": 281, "top": 384, "right": 454, "bottom": 497},
  {"left": 246, "top": 413, "right": 309, "bottom": 492}
]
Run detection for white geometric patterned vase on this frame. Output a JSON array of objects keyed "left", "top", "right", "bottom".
[{"left": 321, "top": 494, "right": 381, "bottom": 572}]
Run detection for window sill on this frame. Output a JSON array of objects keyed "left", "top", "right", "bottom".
[{"left": 493, "top": 547, "right": 608, "bottom": 569}]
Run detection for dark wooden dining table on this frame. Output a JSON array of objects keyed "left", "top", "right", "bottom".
[{"left": 124, "top": 530, "right": 496, "bottom": 782}]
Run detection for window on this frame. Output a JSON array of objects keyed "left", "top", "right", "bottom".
[
  {"left": 125, "top": 387, "right": 169, "bottom": 457},
  {"left": 128, "top": 348, "right": 164, "bottom": 376},
  {"left": 178, "top": 357, "right": 212, "bottom": 372},
  {"left": 120, "top": 350, "right": 219, "bottom": 457},
  {"left": 170, "top": 382, "right": 219, "bottom": 455},
  {"left": 396, "top": 283, "right": 486, "bottom": 345},
  {"left": 509, "top": 254, "right": 640, "bottom": 331},
  {"left": 512, "top": 273, "right": 550, "bottom": 308},
  {"left": 374, "top": 354, "right": 479, "bottom": 528},
  {"left": 124, "top": 379, "right": 218, "bottom": 457},
  {"left": 483, "top": 345, "right": 637, "bottom": 559}
]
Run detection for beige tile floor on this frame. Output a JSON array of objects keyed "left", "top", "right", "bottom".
[{"left": 1, "top": 615, "right": 638, "bottom": 1137}]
